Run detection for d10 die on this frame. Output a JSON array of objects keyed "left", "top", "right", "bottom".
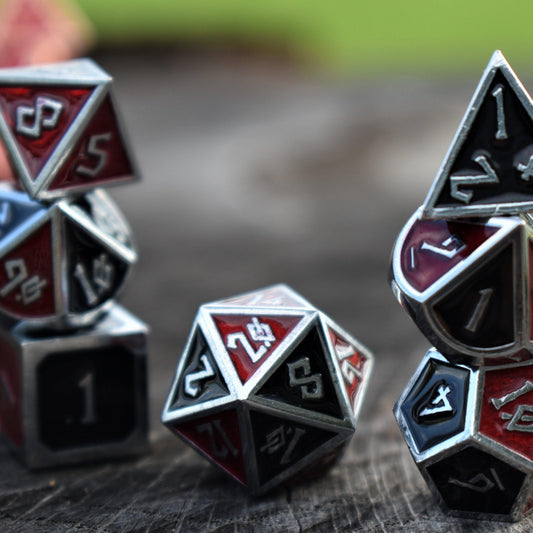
[
  {"left": 389, "top": 207, "right": 533, "bottom": 362},
  {"left": 0, "top": 58, "right": 137, "bottom": 200},
  {"left": 395, "top": 348, "right": 533, "bottom": 521},
  {"left": 0, "top": 303, "right": 148, "bottom": 469},
  {"left": 0, "top": 186, "right": 135, "bottom": 327},
  {"left": 161, "top": 284, "right": 373, "bottom": 494}
]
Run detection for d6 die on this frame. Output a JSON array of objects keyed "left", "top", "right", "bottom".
[
  {"left": 161, "top": 284, "right": 373, "bottom": 494},
  {"left": 390, "top": 207, "right": 533, "bottom": 362},
  {"left": 395, "top": 348, "right": 533, "bottom": 521},
  {"left": 0, "top": 303, "right": 148, "bottom": 468},
  {"left": 0, "top": 186, "right": 135, "bottom": 328}
]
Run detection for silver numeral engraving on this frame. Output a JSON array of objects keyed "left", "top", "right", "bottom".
[
  {"left": 78, "top": 371, "right": 97, "bottom": 425},
  {"left": 464, "top": 288, "right": 493, "bottom": 333},
  {"left": 492, "top": 85, "right": 508, "bottom": 140},
  {"left": 287, "top": 357, "right": 323, "bottom": 400},
  {"left": 409, "top": 235, "right": 464, "bottom": 271},
  {"left": 491, "top": 381, "right": 533, "bottom": 432},
  {"left": 515, "top": 154, "right": 533, "bottom": 182},
  {"left": 0, "top": 258, "right": 47, "bottom": 305},
  {"left": 197, "top": 420, "right": 238, "bottom": 458},
  {"left": 449, "top": 468, "right": 504, "bottom": 493},
  {"left": 225, "top": 317, "right": 277, "bottom": 363},
  {"left": 419, "top": 384, "right": 453, "bottom": 417},
  {"left": 450, "top": 155, "right": 499, "bottom": 203},
  {"left": 76, "top": 132, "right": 112, "bottom": 178},
  {"left": 74, "top": 253, "right": 114, "bottom": 305},
  {"left": 184, "top": 354, "right": 215, "bottom": 397},
  {"left": 16, "top": 96, "right": 63, "bottom": 138},
  {"left": 259, "top": 425, "right": 306, "bottom": 465}
]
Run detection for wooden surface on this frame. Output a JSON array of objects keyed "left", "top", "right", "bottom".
[{"left": 1, "top": 51, "right": 531, "bottom": 532}]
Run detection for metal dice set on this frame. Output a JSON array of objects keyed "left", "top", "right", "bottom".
[
  {"left": 390, "top": 51, "right": 533, "bottom": 521},
  {"left": 161, "top": 284, "right": 373, "bottom": 494},
  {"left": 0, "top": 59, "right": 148, "bottom": 468}
]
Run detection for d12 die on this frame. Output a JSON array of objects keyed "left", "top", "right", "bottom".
[
  {"left": 389, "top": 207, "right": 533, "bottom": 362},
  {"left": 395, "top": 348, "right": 533, "bottom": 521},
  {"left": 161, "top": 284, "right": 373, "bottom": 494},
  {"left": 0, "top": 186, "right": 135, "bottom": 327},
  {"left": 0, "top": 303, "right": 148, "bottom": 468},
  {"left": 0, "top": 58, "right": 138, "bottom": 200}
]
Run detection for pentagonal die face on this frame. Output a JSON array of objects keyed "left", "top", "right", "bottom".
[
  {"left": 0, "top": 59, "right": 138, "bottom": 200},
  {"left": 161, "top": 285, "right": 374, "bottom": 494},
  {"left": 0, "top": 187, "right": 135, "bottom": 327},
  {"left": 396, "top": 349, "right": 533, "bottom": 520},
  {"left": 390, "top": 208, "right": 533, "bottom": 360},
  {"left": 395, "top": 349, "right": 474, "bottom": 460}
]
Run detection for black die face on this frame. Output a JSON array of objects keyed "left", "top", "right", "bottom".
[
  {"left": 65, "top": 219, "right": 129, "bottom": 313},
  {"left": 426, "top": 446, "right": 526, "bottom": 516},
  {"left": 250, "top": 410, "right": 337, "bottom": 487},
  {"left": 257, "top": 326, "right": 343, "bottom": 420},
  {"left": 170, "top": 329, "right": 228, "bottom": 410},
  {"left": 400, "top": 358, "right": 469, "bottom": 452},
  {"left": 432, "top": 244, "right": 515, "bottom": 350},
  {"left": 37, "top": 346, "right": 139, "bottom": 450}
]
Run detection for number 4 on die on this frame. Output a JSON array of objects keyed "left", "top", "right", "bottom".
[{"left": 0, "top": 59, "right": 138, "bottom": 200}]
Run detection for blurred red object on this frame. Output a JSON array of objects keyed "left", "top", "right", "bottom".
[{"left": 0, "top": 0, "right": 94, "bottom": 185}]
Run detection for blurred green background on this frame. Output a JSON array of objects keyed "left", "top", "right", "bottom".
[{"left": 76, "top": 0, "right": 533, "bottom": 75}]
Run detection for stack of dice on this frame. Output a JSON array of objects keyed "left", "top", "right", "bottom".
[
  {"left": 390, "top": 51, "right": 533, "bottom": 521},
  {"left": 0, "top": 60, "right": 148, "bottom": 468}
]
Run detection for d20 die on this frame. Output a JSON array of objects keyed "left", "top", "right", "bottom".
[
  {"left": 0, "top": 58, "right": 138, "bottom": 200},
  {"left": 390, "top": 207, "right": 533, "bottom": 362},
  {"left": 0, "top": 303, "right": 148, "bottom": 469},
  {"left": 161, "top": 284, "right": 373, "bottom": 494},
  {"left": 0, "top": 186, "right": 135, "bottom": 327},
  {"left": 395, "top": 348, "right": 533, "bottom": 521}
]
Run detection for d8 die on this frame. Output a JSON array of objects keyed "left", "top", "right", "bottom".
[
  {"left": 0, "top": 186, "right": 135, "bottom": 328},
  {"left": 161, "top": 284, "right": 373, "bottom": 494},
  {"left": 0, "top": 303, "right": 148, "bottom": 468},
  {"left": 390, "top": 207, "right": 533, "bottom": 362},
  {"left": 395, "top": 348, "right": 533, "bottom": 521},
  {"left": 0, "top": 58, "right": 138, "bottom": 200}
]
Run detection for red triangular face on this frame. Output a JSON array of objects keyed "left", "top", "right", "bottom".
[
  {"left": 212, "top": 314, "right": 303, "bottom": 383},
  {"left": 173, "top": 409, "right": 246, "bottom": 484},
  {"left": 0, "top": 221, "right": 55, "bottom": 318},
  {"left": 218, "top": 286, "right": 307, "bottom": 308},
  {"left": 328, "top": 328, "right": 368, "bottom": 413},
  {"left": 47, "top": 95, "right": 134, "bottom": 193},
  {"left": 0, "top": 86, "right": 92, "bottom": 181}
]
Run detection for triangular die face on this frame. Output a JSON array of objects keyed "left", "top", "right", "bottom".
[
  {"left": 0, "top": 85, "right": 92, "bottom": 181},
  {"left": 65, "top": 218, "right": 129, "bottom": 313},
  {"left": 173, "top": 409, "right": 246, "bottom": 484},
  {"left": 432, "top": 243, "right": 515, "bottom": 350},
  {"left": 424, "top": 52, "right": 533, "bottom": 217},
  {"left": 399, "top": 215, "right": 499, "bottom": 293},
  {"left": 0, "top": 190, "right": 44, "bottom": 244},
  {"left": 212, "top": 313, "right": 303, "bottom": 384},
  {"left": 257, "top": 326, "right": 344, "bottom": 419},
  {"left": 218, "top": 285, "right": 308, "bottom": 308},
  {"left": 169, "top": 329, "right": 229, "bottom": 411},
  {"left": 250, "top": 409, "right": 338, "bottom": 486},
  {"left": 0, "top": 220, "right": 55, "bottom": 318},
  {"left": 328, "top": 328, "right": 369, "bottom": 414},
  {"left": 47, "top": 95, "right": 134, "bottom": 194}
]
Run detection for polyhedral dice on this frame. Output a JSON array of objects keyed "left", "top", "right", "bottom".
[
  {"left": 161, "top": 284, "right": 373, "bottom": 494},
  {"left": 0, "top": 58, "right": 137, "bottom": 200},
  {"left": 0, "top": 186, "right": 135, "bottom": 328},
  {"left": 390, "top": 207, "right": 533, "bottom": 362},
  {"left": 395, "top": 348, "right": 533, "bottom": 521},
  {"left": 0, "top": 303, "right": 148, "bottom": 468}
]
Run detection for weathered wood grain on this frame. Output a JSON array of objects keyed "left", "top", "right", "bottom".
[{"left": 1, "top": 51, "right": 531, "bottom": 532}]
